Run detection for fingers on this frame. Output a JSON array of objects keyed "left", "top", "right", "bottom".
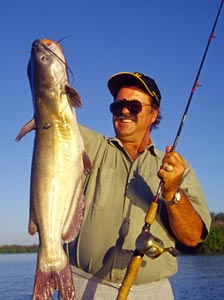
[
  {"left": 158, "top": 146, "right": 186, "bottom": 199},
  {"left": 163, "top": 145, "right": 186, "bottom": 170}
]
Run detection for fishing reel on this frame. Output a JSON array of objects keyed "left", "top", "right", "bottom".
[{"left": 135, "top": 228, "right": 179, "bottom": 259}]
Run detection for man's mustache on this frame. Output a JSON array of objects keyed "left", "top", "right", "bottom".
[{"left": 115, "top": 114, "right": 138, "bottom": 122}]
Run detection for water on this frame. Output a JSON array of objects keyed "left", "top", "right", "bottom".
[
  {"left": 0, "top": 253, "right": 223, "bottom": 300},
  {"left": 0, "top": 253, "right": 36, "bottom": 300},
  {"left": 170, "top": 255, "right": 224, "bottom": 300}
]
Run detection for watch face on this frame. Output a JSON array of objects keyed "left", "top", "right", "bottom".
[{"left": 174, "top": 192, "right": 181, "bottom": 203}]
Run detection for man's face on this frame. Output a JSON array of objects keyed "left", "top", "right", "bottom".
[{"left": 112, "top": 86, "right": 159, "bottom": 143}]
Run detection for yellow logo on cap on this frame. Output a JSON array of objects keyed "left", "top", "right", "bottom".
[{"left": 134, "top": 72, "right": 142, "bottom": 78}]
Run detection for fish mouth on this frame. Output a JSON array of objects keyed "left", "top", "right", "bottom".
[
  {"left": 30, "top": 39, "right": 68, "bottom": 69},
  {"left": 31, "top": 39, "right": 45, "bottom": 53},
  {"left": 31, "top": 39, "right": 54, "bottom": 57},
  {"left": 30, "top": 39, "right": 63, "bottom": 68},
  {"left": 31, "top": 40, "right": 49, "bottom": 63}
]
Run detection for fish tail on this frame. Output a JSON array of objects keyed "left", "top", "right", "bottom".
[{"left": 33, "top": 261, "right": 75, "bottom": 300}]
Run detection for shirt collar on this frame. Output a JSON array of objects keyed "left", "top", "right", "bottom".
[{"left": 108, "top": 137, "right": 160, "bottom": 158}]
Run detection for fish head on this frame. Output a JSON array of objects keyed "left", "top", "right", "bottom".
[{"left": 27, "top": 38, "right": 68, "bottom": 97}]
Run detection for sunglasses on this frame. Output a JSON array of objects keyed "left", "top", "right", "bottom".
[{"left": 110, "top": 99, "right": 152, "bottom": 116}]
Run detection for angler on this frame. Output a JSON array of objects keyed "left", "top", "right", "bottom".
[{"left": 67, "top": 71, "right": 211, "bottom": 300}]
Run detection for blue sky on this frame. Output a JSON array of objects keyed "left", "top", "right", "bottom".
[{"left": 0, "top": 0, "right": 223, "bottom": 245}]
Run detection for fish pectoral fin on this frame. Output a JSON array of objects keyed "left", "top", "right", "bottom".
[
  {"left": 65, "top": 84, "right": 82, "bottom": 108},
  {"left": 28, "top": 218, "right": 38, "bottom": 235},
  {"left": 15, "top": 117, "right": 36, "bottom": 141},
  {"left": 82, "top": 150, "right": 92, "bottom": 174}
]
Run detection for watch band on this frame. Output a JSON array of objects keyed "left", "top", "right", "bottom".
[{"left": 163, "top": 189, "right": 181, "bottom": 206}]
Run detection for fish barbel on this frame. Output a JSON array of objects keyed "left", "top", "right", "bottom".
[{"left": 16, "top": 38, "right": 91, "bottom": 300}]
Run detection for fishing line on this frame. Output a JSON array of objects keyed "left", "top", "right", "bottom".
[{"left": 105, "top": 1, "right": 158, "bottom": 62}]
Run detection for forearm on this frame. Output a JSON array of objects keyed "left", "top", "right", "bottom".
[{"left": 164, "top": 190, "right": 204, "bottom": 247}]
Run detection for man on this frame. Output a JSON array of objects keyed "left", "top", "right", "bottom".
[{"left": 68, "top": 72, "right": 211, "bottom": 300}]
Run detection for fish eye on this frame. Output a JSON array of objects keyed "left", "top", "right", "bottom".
[{"left": 40, "top": 55, "right": 47, "bottom": 62}]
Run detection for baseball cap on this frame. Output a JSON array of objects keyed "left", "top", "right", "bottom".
[{"left": 107, "top": 72, "right": 161, "bottom": 106}]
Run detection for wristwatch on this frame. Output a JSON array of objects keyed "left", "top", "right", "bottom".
[{"left": 163, "top": 189, "right": 181, "bottom": 206}]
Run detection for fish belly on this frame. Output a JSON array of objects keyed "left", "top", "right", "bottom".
[{"left": 30, "top": 119, "right": 83, "bottom": 299}]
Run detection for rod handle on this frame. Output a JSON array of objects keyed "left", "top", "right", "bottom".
[
  {"left": 145, "top": 201, "right": 158, "bottom": 225},
  {"left": 116, "top": 251, "right": 143, "bottom": 300}
]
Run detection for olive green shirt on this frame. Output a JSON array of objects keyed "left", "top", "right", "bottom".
[{"left": 69, "top": 125, "right": 211, "bottom": 284}]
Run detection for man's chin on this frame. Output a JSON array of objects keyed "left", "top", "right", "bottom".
[{"left": 115, "top": 129, "right": 135, "bottom": 139}]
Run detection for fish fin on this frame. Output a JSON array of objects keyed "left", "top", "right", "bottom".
[
  {"left": 15, "top": 117, "right": 36, "bottom": 141},
  {"left": 28, "top": 200, "right": 38, "bottom": 235},
  {"left": 33, "top": 258, "right": 75, "bottom": 300},
  {"left": 82, "top": 150, "right": 92, "bottom": 174},
  {"left": 28, "top": 217, "right": 38, "bottom": 235},
  {"left": 65, "top": 84, "right": 82, "bottom": 108},
  {"left": 62, "top": 191, "right": 85, "bottom": 242}
]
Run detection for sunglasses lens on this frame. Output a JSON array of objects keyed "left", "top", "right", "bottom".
[
  {"left": 129, "top": 100, "right": 142, "bottom": 114},
  {"left": 110, "top": 102, "right": 122, "bottom": 116},
  {"left": 110, "top": 100, "right": 142, "bottom": 116}
]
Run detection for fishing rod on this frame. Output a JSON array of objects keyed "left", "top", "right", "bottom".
[{"left": 116, "top": 1, "right": 224, "bottom": 299}]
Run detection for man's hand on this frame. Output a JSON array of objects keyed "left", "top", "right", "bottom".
[
  {"left": 157, "top": 145, "right": 186, "bottom": 201},
  {"left": 157, "top": 146, "right": 203, "bottom": 246}
]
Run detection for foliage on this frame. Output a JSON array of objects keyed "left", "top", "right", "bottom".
[
  {"left": 0, "top": 244, "right": 38, "bottom": 254},
  {"left": 200, "top": 227, "right": 224, "bottom": 254},
  {"left": 210, "top": 212, "right": 224, "bottom": 222}
]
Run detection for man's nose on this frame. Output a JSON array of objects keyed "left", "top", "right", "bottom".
[{"left": 121, "top": 106, "right": 131, "bottom": 114}]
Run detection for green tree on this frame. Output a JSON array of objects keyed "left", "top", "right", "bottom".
[{"left": 200, "top": 227, "right": 224, "bottom": 254}]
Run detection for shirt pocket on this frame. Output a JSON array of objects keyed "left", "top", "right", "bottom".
[{"left": 91, "top": 167, "right": 118, "bottom": 210}]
